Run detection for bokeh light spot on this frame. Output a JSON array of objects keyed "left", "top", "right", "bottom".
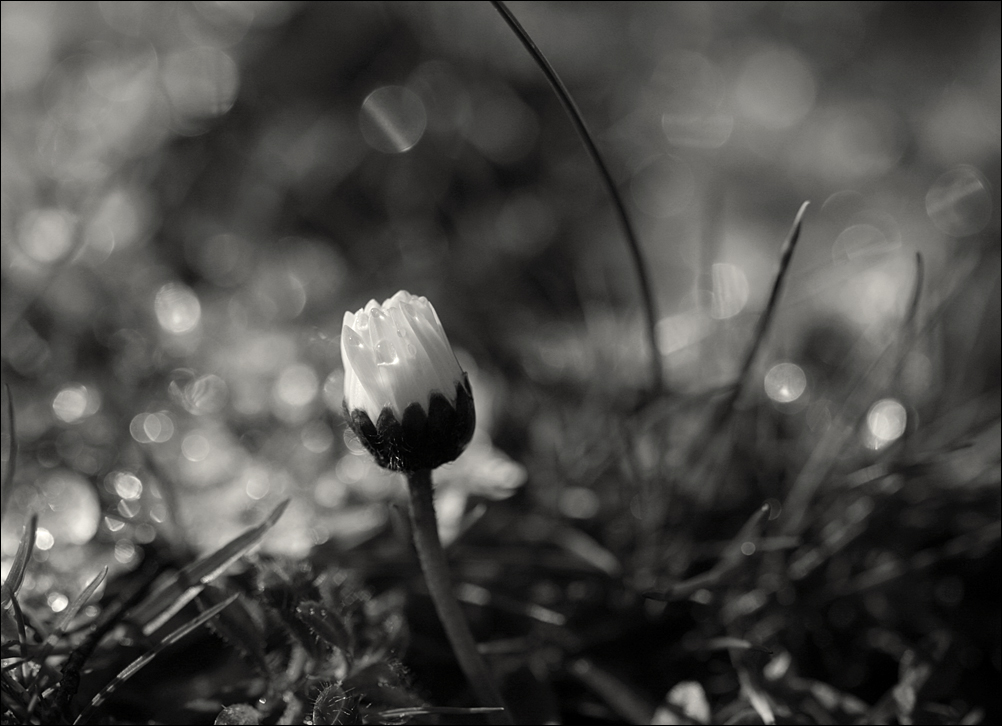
[
  {"left": 301, "top": 421, "right": 334, "bottom": 453},
  {"left": 244, "top": 468, "right": 271, "bottom": 500},
  {"left": 114, "top": 539, "right": 137, "bottom": 564},
  {"left": 135, "top": 523, "right": 157, "bottom": 544},
  {"left": 275, "top": 363, "right": 319, "bottom": 408},
  {"left": 764, "top": 363, "right": 807, "bottom": 404},
  {"left": 47, "top": 592, "right": 69, "bottom": 613},
  {"left": 181, "top": 432, "right": 211, "bottom": 462},
  {"left": 709, "top": 263, "right": 749, "bottom": 320},
  {"left": 335, "top": 453, "right": 366, "bottom": 485},
  {"left": 19, "top": 208, "right": 76, "bottom": 263},
  {"left": 558, "top": 487, "right": 600, "bottom": 520},
  {"left": 155, "top": 282, "right": 202, "bottom": 334},
  {"left": 832, "top": 224, "right": 895, "bottom": 261},
  {"left": 314, "top": 471, "right": 349, "bottom": 508},
  {"left": 925, "top": 166, "right": 993, "bottom": 237},
  {"left": 1, "top": 6, "right": 53, "bottom": 92},
  {"left": 40, "top": 471, "right": 101, "bottom": 545},
  {"left": 183, "top": 374, "right": 228, "bottom": 415},
  {"left": 735, "top": 48, "right": 816, "bottom": 129},
  {"left": 111, "top": 471, "right": 143, "bottom": 500},
  {"left": 656, "top": 51, "right": 734, "bottom": 149},
  {"left": 359, "top": 85, "right": 427, "bottom": 153},
  {"left": 53, "top": 384, "right": 99, "bottom": 423},
  {"left": 131, "top": 412, "right": 175, "bottom": 444},
  {"left": 865, "top": 398, "right": 907, "bottom": 448},
  {"left": 162, "top": 47, "right": 240, "bottom": 129},
  {"left": 35, "top": 527, "right": 55, "bottom": 551}
]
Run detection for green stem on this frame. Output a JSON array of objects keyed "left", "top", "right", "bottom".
[{"left": 406, "top": 469, "right": 512, "bottom": 725}]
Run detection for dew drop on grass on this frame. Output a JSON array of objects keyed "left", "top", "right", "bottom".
[{"left": 375, "top": 340, "right": 399, "bottom": 365}]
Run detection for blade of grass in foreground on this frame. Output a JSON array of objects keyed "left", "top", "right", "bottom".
[
  {"left": 129, "top": 499, "right": 289, "bottom": 635},
  {"left": 1, "top": 514, "right": 36, "bottom": 610},
  {"left": 1, "top": 514, "right": 37, "bottom": 686},
  {"left": 72, "top": 593, "right": 238, "bottom": 725},
  {"left": 25, "top": 567, "right": 109, "bottom": 713}
]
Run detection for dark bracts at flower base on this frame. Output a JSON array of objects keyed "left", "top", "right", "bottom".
[{"left": 343, "top": 376, "right": 475, "bottom": 473}]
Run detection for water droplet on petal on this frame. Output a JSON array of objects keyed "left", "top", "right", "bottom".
[
  {"left": 375, "top": 340, "right": 399, "bottom": 365},
  {"left": 405, "top": 343, "right": 417, "bottom": 358},
  {"left": 343, "top": 327, "right": 365, "bottom": 350}
]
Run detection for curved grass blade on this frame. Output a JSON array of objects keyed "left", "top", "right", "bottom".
[
  {"left": 72, "top": 593, "right": 238, "bottom": 725},
  {"left": 644, "top": 503, "right": 770, "bottom": 602},
  {"left": 723, "top": 201, "right": 809, "bottom": 418},
  {"left": 130, "top": 499, "right": 289, "bottom": 635},
  {"left": 52, "top": 557, "right": 166, "bottom": 718},
  {"left": 490, "top": 0, "right": 662, "bottom": 394},
  {"left": 25, "top": 567, "right": 107, "bottom": 706},
  {"left": 1, "top": 515, "right": 37, "bottom": 686},
  {"left": 2, "top": 668, "right": 30, "bottom": 721},
  {"left": 1, "top": 515, "right": 36, "bottom": 609}
]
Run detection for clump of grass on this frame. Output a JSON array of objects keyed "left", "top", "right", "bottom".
[{"left": 1, "top": 495, "right": 481, "bottom": 724}]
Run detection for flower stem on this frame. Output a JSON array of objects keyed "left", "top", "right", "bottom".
[{"left": 406, "top": 469, "right": 512, "bottom": 725}]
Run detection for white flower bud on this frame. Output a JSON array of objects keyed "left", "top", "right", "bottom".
[{"left": 340, "top": 291, "right": 474, "bottom": 472}]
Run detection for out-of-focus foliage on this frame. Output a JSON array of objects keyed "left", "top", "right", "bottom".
[{"left": 1, "top": 2, "right": 999, "bottom": 724}]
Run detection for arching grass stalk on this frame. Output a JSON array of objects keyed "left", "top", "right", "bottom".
[
  {"left": 407, "top": 468, "right": 512, "bottom": 725},
  {"left": 490, "top": 0, "right": 662, "bottom": 395}
]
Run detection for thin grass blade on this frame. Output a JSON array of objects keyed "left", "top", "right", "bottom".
[
  {"left": 73, "top": 593, "right": 238, "bottom": 725},
  {"left": 1, "top": 515, "right": 36, "bottom": 610},
  {"left": 27, "top": 568, "right": 107, "bottom": 675},
  {"left": 129, "top": 499, "right": 289, "bottom": 634},
  {"left": 728, "top": 201, "right": 809, "bottom": 412}
]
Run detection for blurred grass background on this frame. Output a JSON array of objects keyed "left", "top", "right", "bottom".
[{"left": 1, "top": 2, "right": 999, "bottom": 724}]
